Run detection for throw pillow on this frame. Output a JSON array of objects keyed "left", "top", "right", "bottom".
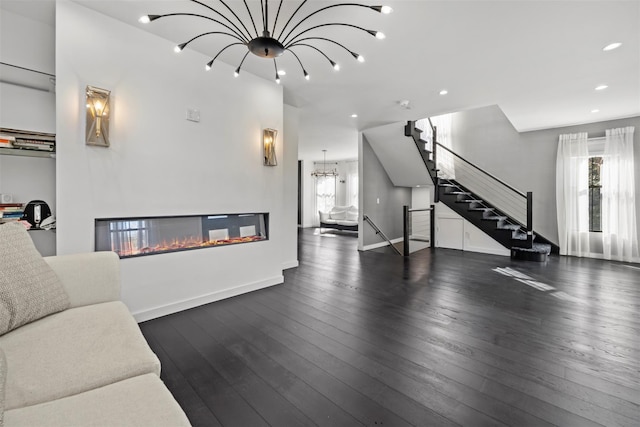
[
  {"left": 329, "top": 210, "right": 347, "bottom": 220},
  {"left": 319, "top": 211, "right": 330, "bottom": 222},
  {"left": 0, "top": 347, "right": 5, "bottom": 427},
  {"left": 0, "top": 223, "right": 70, "bottom": 336}
]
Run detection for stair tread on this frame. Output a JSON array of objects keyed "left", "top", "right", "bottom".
[
  {"left": 512, "top": 243, "right": 551, "bottom": 254},
  {"left": 499, "top": 224, "right": 521, "bottom": 231},
  {"left": 484, "top": 216, "right": 507, "bottom": 221}
]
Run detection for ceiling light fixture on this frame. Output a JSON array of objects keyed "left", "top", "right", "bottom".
[
  {"left": 351, "top": 114, "right": 358, "bottom": 118},
  {"left": 595, "top": 84, "right": 608, "bottom": 91},
  {"left": 591, "top": 109, "right": 600, "bottom": 113},
  {"left": 603, "top": 42, "right": 622, "bottom": 51},
  {"left": 140, "top": 0, "right": 392, "bottom": 84},
  {"left": 439, "top": 89, "right": 448, "bottom": 95}
]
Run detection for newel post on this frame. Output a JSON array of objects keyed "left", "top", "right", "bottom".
[{"left": 526, "top": 192, "right": 533, "bottom": 248}]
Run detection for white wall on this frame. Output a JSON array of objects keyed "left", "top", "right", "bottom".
[
  {"left": 283, "top": 104, "right": 299, "bottom": 269},
  {"left": 360, "top": 134, "right": 412, "bottom": 250},
  {"left": 56, "top": 0, "right": 287, "bottom": 321}
]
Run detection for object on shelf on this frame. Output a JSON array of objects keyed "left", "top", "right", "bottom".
[
  {"left": 0, "top": 203, "right": 25, "bottom": 224},
  {"left": 0, "top": 128, "right": 55, "bottom": 153},
  {"left": 21, "top": 200, "right": 52, "bottom": 229},
  {"left": 0, "top": 134, "right": 15, "bottom": 148}
]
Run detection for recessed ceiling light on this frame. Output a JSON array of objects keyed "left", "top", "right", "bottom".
[
  {"left": 351, "top": 114, "right": 358, "bottom": 118},
  {"left": 439, "top": 89, "right": 448, "bottom": 95},
  {"left": 277, "top": 70, "right": 286, "bottom": 76},
  {"left": 595, "top": 85, "right": 608, "bottom": 91},
  {"left": 591, "top": 109, "right": 600, "bottom": 113},
  {"left": 603, "top": 42, "right": 622, "bottom": 51}
]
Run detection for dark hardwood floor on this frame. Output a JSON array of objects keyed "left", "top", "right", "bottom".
[{"left": 140, "top": 228, "right": 640, "bottom": 427}]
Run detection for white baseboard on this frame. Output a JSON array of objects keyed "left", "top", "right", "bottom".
[
  {"left": 132, "top": 275, "right": 284, "bottom": 322},
  {"left": 362, "top": 237, "right": 403, "bottom": 251},
  {"left": 282, "top": 260, "right": 299, "bottom": 270},
  {"left": 564, "top": 252, "right": 640, "bottom": 264}
]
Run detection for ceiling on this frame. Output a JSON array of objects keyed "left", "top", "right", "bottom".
[{"left": 2, "top": 0, "right": 639, "bottom": 162}]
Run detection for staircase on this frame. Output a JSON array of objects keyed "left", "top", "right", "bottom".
[{"left": 404, "top": 121, "right": 557, "bottom": 261}]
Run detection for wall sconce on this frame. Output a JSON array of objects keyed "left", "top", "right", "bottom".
[
  {"left": 263, "top": 128, "right": 277, "bottom": 166},
  {"left": 85, "top": 85, "right": 111, "bottom": 147}
]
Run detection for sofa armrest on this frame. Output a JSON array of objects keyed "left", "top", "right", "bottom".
[{"left": 44, "top": 252, "right": 121, "bottom": 308}]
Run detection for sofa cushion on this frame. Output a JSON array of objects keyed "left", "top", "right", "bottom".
[
  {"left": 0, "top": 347, "right": 6, "bottom": 426},
  {"left": 336, "top": 220, "right": 358, "bottom": 227},
  {"left": 346, "top": 210, "right": 358, "bottom": 222},
  {"left": 4, "top": 373, "right": 191, "bottom": 427},
  {"left": 0, "top": 223, "right": 70, "bottom": 336},
  {"left": 0, "top": 301, "right": 160, "bottom": 410}
]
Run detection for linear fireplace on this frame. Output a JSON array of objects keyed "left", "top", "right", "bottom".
[{"left": 95, "top": 213, "right": 268, "bottom": 258}]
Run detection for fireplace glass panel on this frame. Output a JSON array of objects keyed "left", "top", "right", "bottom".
[{"left": 95, "top": 213, "right": 268, "bottom": 258}]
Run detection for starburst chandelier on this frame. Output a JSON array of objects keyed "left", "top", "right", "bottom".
[{"left": 139, "top": 0, "right": 392, "bottom": 83}]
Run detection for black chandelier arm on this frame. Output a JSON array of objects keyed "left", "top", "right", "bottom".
[
  {"left": 288, "top": 44, "right": 337, "bottom": 69},
  {"left": 146, "top": 13, "right": 249, "bottom": 43},
  {"left": 242, "top": 0, "right": 260, "bottom": 38},
  {"left": 285, "top": 37, "right": 359, "bottom": 59},
  {"left": 235, "top": 51, "right": 251, "bottom": 75},
  {"left": 281, "top": 3, "right": 380, "bottom": 45},
  {"left": 260, "top": 0, "right": 266, "bottom": 32},
  {"left": 189, "top": 0, "right": 252, "bottom": 42},
  {"left": 273, "top": 58, "right": 280, "bottom": 83},
  {"left": 206, "top": 42, "right": 245, "bottom": 69},
  {"left": 180, "top": 31, "right": 245, "bottom": 51},
  {"left": 276, "top": 0, "right": 309, "bottom": 40},
  {"left": 271, "top": 0, "right": 284, "bottom": 36},
  {"left": 284, "top": 48, "right": 310, "bottom": 79},
  {"left": 209, "top": 0, "right": 256, "bottom": 42},
  {"left": 285, "top": 23, "right": 380, "bottom": 47}
]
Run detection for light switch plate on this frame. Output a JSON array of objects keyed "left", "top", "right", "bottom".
[{"left": 186, "top": 108, "right": 200, "bottom": 122}]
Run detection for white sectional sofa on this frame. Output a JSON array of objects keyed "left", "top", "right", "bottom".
[
  {"left": 0, "top": 223, "right": 190, "bottom": 427},
  {"left": 319, "top": 205, "right": 359, "bottom": 232}
]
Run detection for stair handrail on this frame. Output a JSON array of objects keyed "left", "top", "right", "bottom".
[
  {"left": 406, "top": 120, "right": 533, "bottom": 249},
  {"left": 434, "top": 142, "right": 527, "bottom": 198},
  {"left": 363, "top": 214, "right": 402, "bottom": 256}
]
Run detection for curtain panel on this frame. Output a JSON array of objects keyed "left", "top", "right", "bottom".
[
  {"left": 602, "top": 127, "right": 638, "bottom": 261},
  {"left": 556, "top": 126, "right": 638, "bottom": 262},
  {"left": 556, "top": 132, "right": 590, "bottom": 257}
]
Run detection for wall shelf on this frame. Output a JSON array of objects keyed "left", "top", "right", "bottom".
[
  {"left": 0, "top": 147, "right": 55, "bottom": 158},
  {"left": 0, "top": 62, "right": 55, "bottom": 92}
]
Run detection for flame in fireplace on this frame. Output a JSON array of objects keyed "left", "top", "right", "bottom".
[{"left": 115, "top": 235, "right": 265, "bottom": 258}]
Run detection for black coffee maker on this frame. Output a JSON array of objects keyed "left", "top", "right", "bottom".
[{"left": 21, "top": 200, "right": 52, "bottom": 229}]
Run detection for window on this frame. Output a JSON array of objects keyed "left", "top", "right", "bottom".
[
  {"left": 316, "top": 175, "right": 336, "bottom": 214},
  {"left": 588, "top": 156, "right": 602, "bottom": 232}
]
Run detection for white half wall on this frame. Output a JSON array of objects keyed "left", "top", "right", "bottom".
[{"left": 56, "top": 0, "right": 286, "bottom": 321}]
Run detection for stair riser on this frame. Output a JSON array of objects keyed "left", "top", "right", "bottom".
[{"left": 439, "top": 189, "right": 516, "bottom": 248}]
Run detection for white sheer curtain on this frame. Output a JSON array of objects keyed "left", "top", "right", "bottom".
[
  {"left": 556, "top": 132, "right": 590, "bottom": 256},
  {"left": 601, "top": 126, "right": 638, "bottom": 261}
]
